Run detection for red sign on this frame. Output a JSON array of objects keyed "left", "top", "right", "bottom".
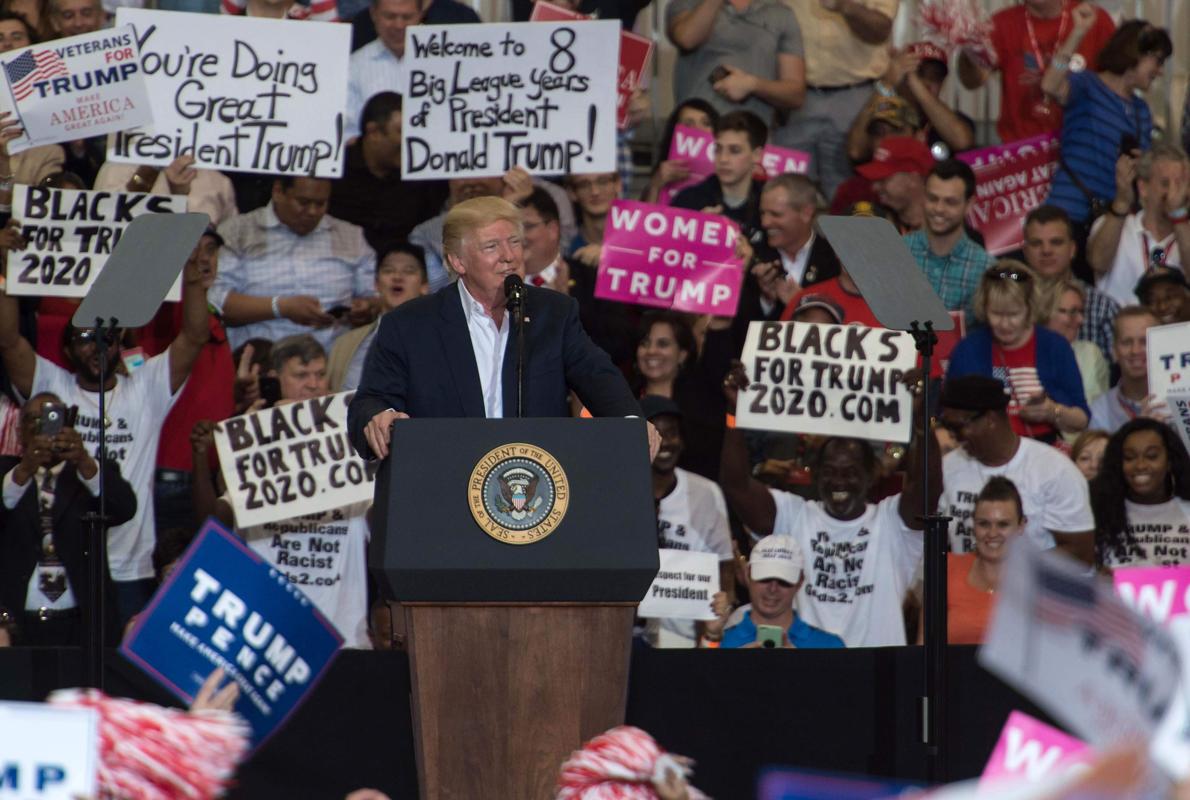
[
  {"left": 958, "top": 133, "right": 1060, "bottom": 256},
  {"left": 530, "top": 2, "right": 654, "bottom": 129}
]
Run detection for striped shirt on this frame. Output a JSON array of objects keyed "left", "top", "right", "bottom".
[
  {"left": 1047, "top": 71, "right": 1152, "bottom": 224},
  {"left": 346, "top": 39, "right": 403, "bottom": 140},
  {"left": 904, "top": 230, "right": 994, "bottom": 320},
  {"left": 210, "top": 204, "right": 377, "bottom": 351},
  {"left": 220, "top": 0, "right": 338, "bottom": 21}
]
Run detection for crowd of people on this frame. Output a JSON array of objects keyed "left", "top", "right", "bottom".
[{"left": 0, "top": 0, "right": 1186, "bottom": 663}]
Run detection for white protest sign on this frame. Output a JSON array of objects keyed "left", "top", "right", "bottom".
[
  {"left": 637, "top": 550, "right": 718, "bottom": 621},
  {"left": 109, "top": 9, "right": 350, "bottom": 177},
  {"left": 979, "top": 540, "right": 1190, "bottom": 780},
  {"left": 401, "top": 21, "right": 618, "bottom": 179},
  {"left": 1147, "top": 321, "right": 1190, "bottom": 400},
  {"left": 0, "top": 26, "right": 151, "bottom": 154},
  {"left": 735, "top": 321, "right": 916, "bottom": 443},
  {"left": 0, "top": 701, "right": 98, "bottom": 800},
  {"left": 213, "top": 392, "right": 374, "bottom": 528},
  {"left": 1168, "top": 387, "right": 1190, "bottom": 455},
  {"left": 7, "top": 185, "right": 187, "bottom": 299}
]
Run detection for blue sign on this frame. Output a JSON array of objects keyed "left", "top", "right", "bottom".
[
  {"left": 120, "top": 518, "right": 343, "bottom": 745},
  {"left": 757, "top": 768, "right": 925, "bottom": 800}
]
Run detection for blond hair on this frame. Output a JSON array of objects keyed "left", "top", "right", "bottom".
[
  {"left": 1040, "top": 279, "right": 1085, "bottom": 325},
  {"left": 973, "top": 259, "right": 1041, "bottom": 325},
  {"left": 442, "top": 197, "right": 523, "bottom": 272}
]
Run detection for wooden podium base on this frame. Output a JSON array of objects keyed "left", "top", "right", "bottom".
[{"left": 404, "top": 603, "right": 636, "bottom": 800}]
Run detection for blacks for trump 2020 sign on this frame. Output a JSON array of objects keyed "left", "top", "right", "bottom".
[{"left": 120, "top": 519, "right": 342, "bottom": 744}]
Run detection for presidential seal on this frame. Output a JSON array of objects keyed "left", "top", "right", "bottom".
[{"left": 468, "top": 443, "right": 569, "bottom": 545}]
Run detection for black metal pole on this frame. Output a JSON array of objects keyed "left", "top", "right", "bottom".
[
  {"left": 515, "top": 301, "right": 525, "bottom": 419},
  {"left": 81, "top": 316, "right": 114, "bottom": 689},
  {"left": 911, "top": 320, "right": 951, "bottom": 784}
]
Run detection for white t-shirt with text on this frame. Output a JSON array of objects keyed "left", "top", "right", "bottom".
[
  {"left": 656, "top": 468, "right": 733, "bottom": 645},
  {"left": 1101, "top": 499, "right": 1190, "bottom": 569},
  {"left": 31, "top": 353, "right": 182, "bottom": 581},
  {"left": 241, "top": 500, "right": 371, "bottom": 649},
  {"left": 941, "top": 437, "right": 1094, "bottom": 553},
  {"left": 771, "top": 490, "right": 922, "bottom": 647}
]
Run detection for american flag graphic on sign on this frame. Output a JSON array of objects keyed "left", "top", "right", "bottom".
[
  {"left": 4, "top": 49, "right": 69, "bottom": 101},
  {"left": 1034, "top": 561, "right": 1147, "bottom": 665}
]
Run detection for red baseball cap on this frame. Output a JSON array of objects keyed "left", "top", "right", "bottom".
[
  {"left": 907, "top": 41, "right": 948, "bottom": 65},
  {"left": 856, "top": 136, "right": 935, "bottom": 180}
]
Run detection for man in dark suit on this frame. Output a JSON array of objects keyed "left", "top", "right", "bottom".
[
  {"left": 0, "top": 393, "right": 136, "bottom": 645},
  {"left": 348, "top": 197, "right": 654, "bottom": 461}
]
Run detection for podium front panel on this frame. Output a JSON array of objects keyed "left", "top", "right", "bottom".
[{"left": 371, "top": 418, "right": 659, "bottom": 603}]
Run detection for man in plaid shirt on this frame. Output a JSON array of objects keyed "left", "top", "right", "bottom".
[{"left": 902, "top": 159, "right": 994, "bottom": 321}]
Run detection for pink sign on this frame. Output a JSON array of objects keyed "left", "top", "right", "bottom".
[
  {"left": 980, "top": 711, "right": 1093, "bottom": 787},
  {"left": 596, "top": 200, "right": 744, "bottom": 316},
  {"left": 659, "top": 125, "right": 811, "bottom": 205},
  {"left": 530, "top": 2, "right": 654, "bottom": 130},
  {"left": 1114, "top": 566, "right": 1190, "bottom": 626},
  {"left": 958, "top": 133, "right": 1060, "bottom": 256}
]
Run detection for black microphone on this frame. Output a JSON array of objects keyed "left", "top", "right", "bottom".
[
  {"left": 504, "top": 274, "right": 525, "bottom": 308},
  {"left": 505, "top": 274, "right": 527, "bottom": 417}
]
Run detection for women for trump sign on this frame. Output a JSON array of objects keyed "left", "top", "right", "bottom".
[{"left": 595, "top": 200, "right": 744, "bottom": 316}]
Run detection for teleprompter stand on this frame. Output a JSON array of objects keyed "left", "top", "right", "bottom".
[
  {"left": 371, "top": 418, "right": 658, "bottom": 799},
  {"left": 816, "top": 215, "right": 955, "bottom": 782},
  {"left": 72, "top": 212, "right": 210, "bottom": 689}
]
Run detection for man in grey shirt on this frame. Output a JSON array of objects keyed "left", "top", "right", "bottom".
[{"left": 666, "top": 0, "right": 805, "bottom": 127}]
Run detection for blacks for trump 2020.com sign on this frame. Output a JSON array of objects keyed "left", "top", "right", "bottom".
[
  {"left": 120, "top": 519, "right": 342, "bottom": 744},
  {"left": 736, "top": 320, "right": 916, "bottom": 443}
]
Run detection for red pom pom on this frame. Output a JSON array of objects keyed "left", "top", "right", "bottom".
[{"left": 49, "top": 689, "right": 250, "bottom": 800}]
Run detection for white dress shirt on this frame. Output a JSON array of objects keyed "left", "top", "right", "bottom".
[
  {"left": 759, "top": 233, "right": 815, "bottom": 316},
  {"left": 458, "top": 280, "right": 509, "bottom": 418},
  {"left": 347, "top": 40, "right": 404, "bottom": 140}
]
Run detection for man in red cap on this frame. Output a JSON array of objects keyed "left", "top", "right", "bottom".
[{"left": 854, "top": 136, "right": 935, "bottom": 233}]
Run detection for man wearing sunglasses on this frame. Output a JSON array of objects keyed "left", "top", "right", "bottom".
[
  {"left": 0, "top": 232, "right": 214, "bottom": 625},
  {"left": 937, "top": 375, "right": 1094, "bottom": 563}
]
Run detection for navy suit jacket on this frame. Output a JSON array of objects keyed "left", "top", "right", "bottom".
[{"left": 347, "top": 283, "right": 641, "bottom": 458}]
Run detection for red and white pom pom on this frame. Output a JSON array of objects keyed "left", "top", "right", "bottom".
[
  {"left": 918, "top": 0, "right": 997, "bottom": 68},
  {"left": 48, "top": 689, "right": 250, "bottom": 800},
  {"left": 555, "top": 725, "right": 707, "bottom": 800}
]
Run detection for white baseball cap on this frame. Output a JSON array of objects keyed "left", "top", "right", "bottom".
[{"left": 749, "top": 534, "right": 804, "bottom": 584}]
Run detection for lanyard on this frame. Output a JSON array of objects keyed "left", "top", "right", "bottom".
[
  {"left": 1141, "top": 232, "right": 1170, "bottom": 270},
  {"left": 1117, "top": 391, "right": 1140, "bottom": 421},
  {"left": 1024, "top": 2, "right": 1069, "bottom": 72}
]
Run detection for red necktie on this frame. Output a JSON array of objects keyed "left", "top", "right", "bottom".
[{"left": 531, "top": 275, "right": 547, "bottom": 286}]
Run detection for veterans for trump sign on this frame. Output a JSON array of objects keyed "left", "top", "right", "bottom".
[
  {"left": 401, "top": 20, "right": 619, "bottom": 179},
  {"left": 213, "top": 392, "right": 375, "bottom": 529},
  {"left": 596, "top": 200, "right": 744, "bottom": 316},
  {"left": 736, "top": 321, "right": 916, "bottom": 443},
  {"left": 120, "top": 519, "right": 342, "bottom": 744},
  {"left": 0, "top": 26, "right": 151, "bottom": 153},
  {"left": 109, "top": 9, "right": 350, "bottom": 178},
  {"left": 6, "top": 185, "right": 187, "bottom": 299}
]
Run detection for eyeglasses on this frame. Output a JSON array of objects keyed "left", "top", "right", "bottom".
[
  {"left": 937, "top": 410, "right": 987, "bottom": 433},
  {"left": 71, "top": 329, "right": 120, "bottom": 346},
  {"left": 987, "top": 268, "right": 1032, "bottom": 283}
]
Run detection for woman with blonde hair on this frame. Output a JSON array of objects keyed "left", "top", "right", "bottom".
[
  {"left": 947, "top": 260, "right": 1088, "bottom": 443},
  {"left": 1043, "top": 278, "right": 1109, "bottom": 406}
]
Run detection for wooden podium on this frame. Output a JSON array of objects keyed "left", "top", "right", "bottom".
[{"left": 371, "top": 419, "right": 659, "bottom": 800}]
